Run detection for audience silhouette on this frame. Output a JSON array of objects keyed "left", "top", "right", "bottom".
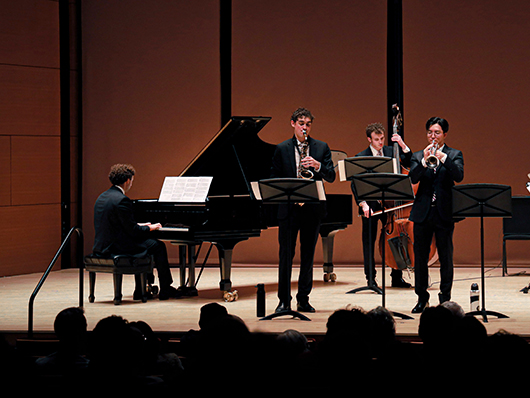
[
  {"left": 128, "top": 320, "right": 184, "bottom": 386},
  {"left": 34, "top": 307, "right": 89, "bottom": 376},
  {"left": 318, "top": 305, "right": 374, "bottom": 371},
  {"left": 1, "top": 300, "right": 528, "bottom": 391},
  {"left": 86, "top": 315, "right": 165, "bottom": 393}
]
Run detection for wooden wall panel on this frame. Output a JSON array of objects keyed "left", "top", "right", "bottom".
[
  {"left": 230, "top": 0, "right": 387, "bottom": 265},
  {"left": 402, "top": 0, "right": 530, "bottom": 266},
  {"left": 0, "top": 0, "right": 63, "bottom": 277},
  {"left": 0, "top": 0, "right": 59, "bottom": 68},
  {"left": 80, "top": 0, "right": 530, "bottom": 268},
  {"left": 0, "top": 137, "right": 10, "bottom": 206},
  {"left": 11, "top": 136, "right": 61, "bottom": 205},
  {"left": 81, "top": 0, "right": 220, "bottom": 254},
  {"left": 0, "top": 205, "right": 61, "bottom": 276},
  {"left": 232, "top": 0, "right": 388, "bottom": 162},
  {"left": 70, "top": 135, "right": 79, "bottom": 209},
  {"left": 81, "top": 0, "right": 386, "bottom": 267},
  {"left": 0, "top": 65, "right": 61, "bottom": 136}
]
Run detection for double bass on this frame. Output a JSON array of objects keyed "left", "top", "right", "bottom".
[{"left": 377, "top": 104, "right": 437, "bottom": 270}]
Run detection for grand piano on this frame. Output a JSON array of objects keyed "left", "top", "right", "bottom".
[{"left": 132, "top": 116, "right": 352, "bottom": 301}]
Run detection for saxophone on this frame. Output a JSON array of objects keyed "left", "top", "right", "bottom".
[{"left": 298, "top": 129, "right": 314, "bottom": 179}]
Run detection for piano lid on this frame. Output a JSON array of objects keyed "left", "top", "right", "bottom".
[{"left": 180, "top": 116, "right": 276, "bottom": 198}]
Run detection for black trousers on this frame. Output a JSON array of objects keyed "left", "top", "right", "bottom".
[
  {"left": 413, "top": 206, "right": 455, "bottom": 303},
  {"left": 277, "top": 205, "right": 321, "bottom": 305},
  {"left": 135, "top": 239, "right": 173, "bottom": 290}
]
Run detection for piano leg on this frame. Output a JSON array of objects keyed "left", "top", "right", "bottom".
[
  {"left": 178, "top": 245, "right": 187, "bottom": 287},
  {"left": 176, "top": 243, "right": 198, "bottom": 296},
  {"left": 321, "top": 229, "right": 340, "bottom": 282},
  {"left": 215, "top": 240, "right": 243, "bottom": 302}
]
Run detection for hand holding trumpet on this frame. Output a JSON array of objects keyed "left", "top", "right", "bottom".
[{"left": 423, "top": 141, "right": 441, "bottom": 169}]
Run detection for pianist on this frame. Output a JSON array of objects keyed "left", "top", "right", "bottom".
[
  {"left": 271, "top": 107, "right": 336, "bottom": 313},
  {"left": 92, "top": 163, "right": 181, "bottom": 300}
]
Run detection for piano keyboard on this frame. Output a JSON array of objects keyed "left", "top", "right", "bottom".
[{"left": 159, "top": 226, "right": 189, "bottom": 232}]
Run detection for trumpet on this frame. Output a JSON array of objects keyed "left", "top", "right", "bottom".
[
  {"left": 298, "top": 129, "right": 314, "bottom": 179},
  {"left": 425, "top": 142, "right": 439, "bottom": 169}
]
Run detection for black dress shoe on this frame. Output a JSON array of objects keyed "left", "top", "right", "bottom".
[
  {"left": 275, "top": 302, "right": 291, "bottom": 313},
  {"left": 438, "top": 292, "right": 450, "bottom": 304},
  {"left": 159, "top": 286, "right": 183, "bottom": 300},
  {"left": 411, "top": 301, "right": 429, "bottom": 314},
  {"left": 392, "top": 278, "right": 412, "bottom": 288},
  {"left": 133, "top": 290, "right": 154, "bottom": 300},
  {"left": 297, "top": 302, "right": 316, "bottom": 313}
]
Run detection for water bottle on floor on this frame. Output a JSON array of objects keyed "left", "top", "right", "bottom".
[
  {"left": 256, "top": 283, "right": 265, "bottom": 317},
  {"left": 470, "top": 283, "right": 479, "bottom": 312}
]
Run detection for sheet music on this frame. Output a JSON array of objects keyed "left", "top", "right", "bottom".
[
  {"left": 338, "top": 160, "right": 347, "bottom": 182},
  {"left": 315, "top": 180, "right": 326, "bottom": 200},
  {"left": 251, "top": 181, "right": 262, "bottom": 200},
  {"left": 158, "top": 176, "right": 212, "bottom": 202}
]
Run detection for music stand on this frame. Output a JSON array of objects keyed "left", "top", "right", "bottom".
[
  {"left": 339, "top": 157, "right": 393, "bottom": 295},
  {"left": 350, "top": 172, "right": 415, "bottom": 320},
  {"left": 338, "top": 156, "right": 394, "bottom": 182},
  {"left": 251, "top": 178, "right": 326, "bottom": 321},
  {"left": 452, "top": 183, "right": 512, "bottom": 322}
]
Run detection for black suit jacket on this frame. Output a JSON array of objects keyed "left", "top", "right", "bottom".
[
  {"left": 408, "top": 145, "right": 464, "bottom": 224},
  {"left": 270, "top": 136, "right": 336, "bottom": 219},
  {"left": 350, "top": 145, "right": 412, "bottom": 213},
  {"left": 92, "top": 186, "right": 151, "bottom": 256}
]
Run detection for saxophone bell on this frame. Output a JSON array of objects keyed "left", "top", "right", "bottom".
[{"left": 299, "top": 165, "right": 314, "bottom": 180}]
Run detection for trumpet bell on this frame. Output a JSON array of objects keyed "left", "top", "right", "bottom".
[
  {"left": 426, "top": 155, "right": 439, "bottom": 169},
  {"left": 426, "top": 143, "right": 439, "bottom": 169}
]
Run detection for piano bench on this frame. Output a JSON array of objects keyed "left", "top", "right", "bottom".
[{"left": 83, "top": 253, "right": 154, "bottom": 305}]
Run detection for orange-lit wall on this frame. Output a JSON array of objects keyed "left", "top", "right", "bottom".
[
  {"left": 0, "top": 0, "right": 63, "bottom": 276},
  {"left": 2, "top": 1, "right": 530, "bottom": 277},
  {"left": 81, "top": 0, "right": 530, "bottom": 269}
]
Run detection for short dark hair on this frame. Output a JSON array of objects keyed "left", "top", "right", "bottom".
[
  {"left": 426, "top": 117, "right": 449, "bottom": 133},
  {"left": 54, "top": 307, "right": 87, "bottom": 343},
  {"left": 366, "top": 122, "right": 385, "bottom": 138},
  {"left": 291, "top": 107, "right": 314, "bottom": 123},
  {"left": 108, "top": 164, "right": 135, "bottom": 185},
  {"left": 199, "top": 302, "right": 228, "bottom": 330}
]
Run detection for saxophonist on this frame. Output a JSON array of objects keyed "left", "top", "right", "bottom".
[{"left": 271, "top": 107, "right": 336, "bottom": 313}]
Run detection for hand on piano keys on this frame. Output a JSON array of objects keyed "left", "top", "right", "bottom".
[{"left": 138, "top": 222, "right": 163, "bottom": 231}]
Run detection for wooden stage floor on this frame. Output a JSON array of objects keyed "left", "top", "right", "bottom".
[{"left": 2, "top": 265, "right": 530, "bottom": 339}]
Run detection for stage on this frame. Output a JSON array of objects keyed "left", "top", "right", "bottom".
[{"left": 1, "top": 264, "right": 530, "bottom": 341}]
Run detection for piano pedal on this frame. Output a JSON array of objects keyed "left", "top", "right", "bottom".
[
  {"left": 178, "top": 286, "right": 198, "bottom": 297},
  {"left": 324, "top": 272, "right": 337, "bottom": 282},
  {"left": 147, "top": 284, "right": 159, "bottom": 297},
  {"left": 223, "top": 290, "right": 239, "bottom": 302}
]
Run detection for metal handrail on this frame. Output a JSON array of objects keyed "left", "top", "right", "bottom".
[{"left": 28, "top": 226, "right": 84, "bottom": 338}]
